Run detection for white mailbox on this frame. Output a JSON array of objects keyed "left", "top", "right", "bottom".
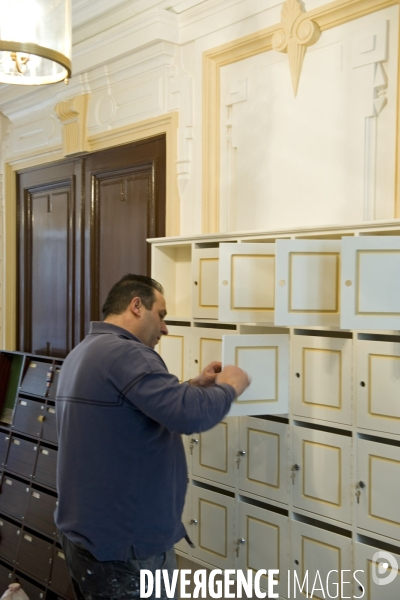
[
  {"left": 222, "top": 334, "right": 289, "bottom": 416},
  {"left": 341, "top": 236, "right": 400, "bottom": 330},
  {"left": 219, "top": 243, "right": 276, "bottom": 323},
  {"left": 275, "top": 239, "right": 341, "bottom": 327}
]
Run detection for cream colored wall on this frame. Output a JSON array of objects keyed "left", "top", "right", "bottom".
[{"left": 0, "top": 0, "right": 399, "bottom": 348}]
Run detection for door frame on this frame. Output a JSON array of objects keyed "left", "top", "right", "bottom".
[{"left": 2, "top": 112, "right": 179, "bottom": 350}]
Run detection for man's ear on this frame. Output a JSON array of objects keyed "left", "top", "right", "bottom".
[{"left": 129, "top": 296, "right": 142, "bottom": 317}]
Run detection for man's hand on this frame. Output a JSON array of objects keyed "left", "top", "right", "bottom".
[
  {"left": 189, "top": 361, "right": 222, "bottom": 387},
  {"left": 215, "top": 365, "right": 250, "bottom": 397}
]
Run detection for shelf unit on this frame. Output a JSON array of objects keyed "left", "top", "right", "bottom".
[
  {"left": 0, "top": 351, "right": 73, "bottom": 600},
  {"left": 150, "top": 220, "right": 400, "bottom": 599}
]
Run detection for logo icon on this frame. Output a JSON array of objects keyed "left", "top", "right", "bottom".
[{"left": 372, "top": 551, "right": 398, "bottom": 586}]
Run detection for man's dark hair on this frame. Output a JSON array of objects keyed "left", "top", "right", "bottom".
[{"left": 102, "top": 274, "right": 164, "bottom": 318}]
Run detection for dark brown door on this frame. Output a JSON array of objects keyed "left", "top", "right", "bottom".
[
  {"left": 84, "top": 136, "right": 166, "bottom": 325},
  {"left": 18, "top": 161, "right": 81, "bottom": 357},
  {"left": 17, "top": 135, "right": 166, "bottom": 356}
]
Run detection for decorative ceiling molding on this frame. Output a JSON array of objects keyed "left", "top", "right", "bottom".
[
  {"left": 55, "top": 93, "right": 90, "bottom": 156},
  {"left": 272, "top": 0, "right": 321, "bottom": 96}
]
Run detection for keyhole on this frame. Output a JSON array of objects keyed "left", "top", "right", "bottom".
[
  {"left": 295, "top": 373, "right": 300, "bottom": 378},
  {"left": 360, "top": 381, "right": 365, "bottom": 387}
]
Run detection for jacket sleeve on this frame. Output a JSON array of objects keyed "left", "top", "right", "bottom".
[
  {"left": 120, "top": 369, "right": 236, "bottom": 435},
  {"left": 109, "top": 341, "right": 236, "bottom": 434}
]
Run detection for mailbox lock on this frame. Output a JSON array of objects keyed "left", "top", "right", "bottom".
[{"left": 189, "top": 519, "right": 198, "bottom": 525}]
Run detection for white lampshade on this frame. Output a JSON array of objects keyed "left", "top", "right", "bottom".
[{"left": 0, "top": 0, "right": 71, "bottom": 85}]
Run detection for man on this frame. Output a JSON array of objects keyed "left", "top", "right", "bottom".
[{"left": 55, "top": 274, "right": 250, "bottom": 600}]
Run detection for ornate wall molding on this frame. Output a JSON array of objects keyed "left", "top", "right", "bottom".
[
  {"left": 202, "top": 0, "right": 399, "bottom": 233},
  {"left": 272, "top": 0, "right": 321, "bottom": 95},
  {"left": 55, "top": 94, "right": 90, "bottom": 156}
]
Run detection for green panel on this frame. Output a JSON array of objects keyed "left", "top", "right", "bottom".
[{"left": 1, "top": 354, "right": 24, "bottom": 424}]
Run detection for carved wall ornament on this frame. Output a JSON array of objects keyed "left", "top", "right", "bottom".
[
  {"left": 55, "top": 93, "right": 90, "bottom": 156},
  {"left": 272, "top": 0, "right": 321, "bottom": 96}
]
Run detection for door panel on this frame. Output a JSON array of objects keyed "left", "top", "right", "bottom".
[
  {"left": 192, "top": 248, "right": 219, "bottom": 319},
  {"left": 238, "top": 416, "right": 289, "bottom": 504},
  {"left": 275, "top": 239, "right": 341, "bottom": 327},
  {"left": 18, "top": 161, "right": 79, "bottom": 356},
  {"left": 219, "top": 243, "right": 276, "bottom": 323},
  {"left": 86, "top": 137, "right": 166, "bottom": 324},
  {"left": 222, "top": 334, "right": 289, "bottom": 416},
  {"left": 292, "top": 427, "right": 352, "bottom": 524},
  {"left": 292, "top": 334, "right": 353, "bottom": 425},
  {"left": 238, "top": 502, "right": 289, "bottom": 597},
  {"left": 18, "top": 136, "right": 166, "bottom": 352},
  {"left": 356, "top": 339, "right": 400, "bottom": 435},
  {"left": 341, "top": 236, "right": 400, "bottom": 330}
]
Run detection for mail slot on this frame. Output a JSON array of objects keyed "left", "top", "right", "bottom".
[
  {"left": 0, "top": 563, "right": 12, "bottom": 591},
  {"left": 12, "top": 399, "right": 44, "bottom": 438},
  {"left": 0, "top": 477, "right": 29, "bottom": 520},
  {"left": 0, "top": 432, "right": 10, "bottom": 467},
  {"left": 25, "top": 489, "right": 57, "bottom": 537},
  {"left": 16, "top": 532, "right": 53, "bottom": 582},
  {"left": 13, "top": 575, "right": 45, "bottom": 600},
  {"left": 5, "top": 438, "right": 37, "bottom": 478},
  {"left": 34, "top": 447, "right": 57, "bottom": 489},
  {"left": 49, "top": 547, "right": 74, "bottom": 598},
  {"left": 41, "top": 406, "right": 57, "bottom": 444},
  {"left": 0, "top": 518, "right": 21, "bottom": 563}
]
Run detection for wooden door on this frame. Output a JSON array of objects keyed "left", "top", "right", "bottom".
[
  {"left": 84, "top": 136, "right": 166, "bottom": 325},
  {"left": 18, "top": 160, "right": 81, "bottom": 356},
  {"left": 17, "top": 136, "right": 166, "bottom": 354}
]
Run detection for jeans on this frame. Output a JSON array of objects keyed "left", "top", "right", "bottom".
[{"left": 59, "top": 532, "right": 178, "bottom": 600}]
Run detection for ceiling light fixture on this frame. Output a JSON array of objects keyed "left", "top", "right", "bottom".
[{"left": 0, "top": 0, "right": 71, "bottom": 85}]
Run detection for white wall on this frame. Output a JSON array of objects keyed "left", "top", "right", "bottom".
[{"left": 0, "top": 0, "right": 399, "bottom": 346}]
